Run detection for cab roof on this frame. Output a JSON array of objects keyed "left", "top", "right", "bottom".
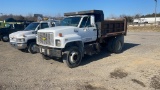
[{"left": 64, "top": 10, "right": 104, "bottom": 22}]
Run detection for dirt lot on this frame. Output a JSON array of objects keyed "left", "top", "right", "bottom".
[{"left": 0, "top": 32, "right": 160, "bottom": 90}]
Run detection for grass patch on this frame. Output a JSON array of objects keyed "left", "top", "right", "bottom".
[{"left": 128, "top": 25, "right": 160, "bottom": 32}]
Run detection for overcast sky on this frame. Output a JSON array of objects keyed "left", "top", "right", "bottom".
[{"left": 0, "top": 0, "right": 159, "bottom": 18}]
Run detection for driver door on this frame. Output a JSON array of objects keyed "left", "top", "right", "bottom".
[{"left": 78, "top": 16, "right": 97, "bottom": 43}]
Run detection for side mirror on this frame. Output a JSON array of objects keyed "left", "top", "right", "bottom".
[
  {"left": 91, "top": 15, "right": 95, "bottom": 27},
  {"left": 52, "top": 23, "right": 55, "bottom": 27},
  {"left": 32, "top": 31, "right": 37, "bottom": 34},
  {"left": 9, "top": 24, "right": 15, "bottom": 29}
]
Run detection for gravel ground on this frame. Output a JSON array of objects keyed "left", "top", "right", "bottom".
[{"left": 0, "top": 32, "right": 160, "bottom": 90}]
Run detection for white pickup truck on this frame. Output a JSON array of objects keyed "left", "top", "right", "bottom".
[
  {"left": 37, "top": 10, "right": 127, "bottom": 68},
  {"left": 9, "top": 20, "right": 60, "bottom": 53}
]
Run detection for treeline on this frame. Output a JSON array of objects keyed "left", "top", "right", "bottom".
[
  {"left": 107, "top": 12, "right": 160, "bottom": 23},
  {"left": 0, "top": 12, "right": 160, "bottom": 23},
  {"left": 0, "top": 14, "right": 35, "bottom": 21},
  {"left": 141, "top": 13, "right": 160, "bottom": 17},
  {"left": 0, "top": 14, "right": 63, "bottom": 21}
]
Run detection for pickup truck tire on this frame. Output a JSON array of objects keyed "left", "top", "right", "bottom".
[
  {"left": 2, "top": 35, "right": 9, "bottom": 42},
  {"left": 28, "top": 42, "right": 37, "bottom": 54},
  {"left": 63, "top": 46, "right": 82, "bottom": 68},
  {"left": 107, "top": 35, "right": 124, "bottom": 53},
  {"left": 20, "top": 49, "right": 28, "bottom": 52}
]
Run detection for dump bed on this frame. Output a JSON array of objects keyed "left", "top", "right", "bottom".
[{"left": 100, "top": 18, "right": 127, "bottom": 37}]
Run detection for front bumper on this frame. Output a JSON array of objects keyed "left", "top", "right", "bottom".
[
  {"left": 10, "top": 42, "right": 27, "bottom": 49},
  {"left": 39, "top": 46, "right": 62, "bottom": 58}
]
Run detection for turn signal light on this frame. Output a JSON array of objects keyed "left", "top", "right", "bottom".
[{"left": 59, "top": 33, "right": 63, "bottom": 37}]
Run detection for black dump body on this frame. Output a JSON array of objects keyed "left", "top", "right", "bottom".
[
  {"left": 101, "top": 19, "right": 127, "bottom": 37},
  {"left": 64, "top": 10, "right": 104, "bottom": 22}
]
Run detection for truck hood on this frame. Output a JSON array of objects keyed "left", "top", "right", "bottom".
[
  {"left": 38, "top": 26, "right": 78, "bottom": 36},
  {"left": 9, "top": 30, "right": 34, "bottom": 38}
]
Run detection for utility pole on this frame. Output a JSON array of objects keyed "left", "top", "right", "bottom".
[{"left": 155, "top": 0, "right": 157, "bottom": 26}]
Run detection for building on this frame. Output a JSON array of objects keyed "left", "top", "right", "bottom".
[{"left": 133, "top": 17, "right": 160, "bottom": 23}]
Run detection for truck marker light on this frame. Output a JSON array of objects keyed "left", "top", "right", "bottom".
[{"left": 59, "top": 33, "right": 63, "bottom": 37}]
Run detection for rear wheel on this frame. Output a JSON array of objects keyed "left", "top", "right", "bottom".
[
  {"left": 107, "top": 38, "right": 114, "bottom": 52},
  {"left": 2, "top": 35, "right": 9, "bottom": 42},
  {"left": 62, "top": 46, "right": 82, "bottom": 68},
  {"left": 107, "top": 35, "right": 124, "bottom": 53},
  {"left": 28, "top": 42, "right": 37, "bottom": 54}
]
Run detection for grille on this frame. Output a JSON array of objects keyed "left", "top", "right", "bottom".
[{"left": 37, "top": 32, "right": 54, "bottom": 46}]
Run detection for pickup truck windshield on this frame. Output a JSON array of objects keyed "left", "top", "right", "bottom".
[
  {"left": 61, "top": 17, "right": 81, "bottom": 27},
  {"left": 24, "top": 23, "right": 39, "bottom": 31}
]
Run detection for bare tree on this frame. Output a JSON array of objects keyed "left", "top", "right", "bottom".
[
  {"left": 120, "top": 14, "right": 133, "bottom": 23},
  {"left": 25, "top": 14, "right": 36, "bottom": 21},
  {"left": 134, "top": 14, "right": 142, "bottom": 19},
  {"left": 14, "top": 15, "right": 25, "bottom": 21},
  {"left": 106, "top": 14, "right": 118, "bottom": 19},
  {"left": 53, "top": 13, "right": 64, "bottom": 20}
]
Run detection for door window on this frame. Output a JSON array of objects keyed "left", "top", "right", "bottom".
[
  {"left": 41, "top": 23, "right": 49, "bottom": 29},
  {"left": 80, "top": 17, "right": 91, "bottom": 28}
]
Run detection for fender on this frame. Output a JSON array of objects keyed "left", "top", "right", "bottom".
[
  {"left": 27, "top": 39, "right": 36, "bottom": 46},
  {"left": 61, "top": 34, "right": 83, "bottom": 48}
]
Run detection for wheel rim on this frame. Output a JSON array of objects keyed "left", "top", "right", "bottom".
[
  {"left": 69, "top": 51, "right": 79, "bottom": 64},
  {"left": 3, "top": 36, "right": 9, "bottom": 41},
  {"left": 31, "top": 44, "right": 36, "bottom": 52},
  {"left": 117, "top": 41, "right": 122, "bottom": 51}
]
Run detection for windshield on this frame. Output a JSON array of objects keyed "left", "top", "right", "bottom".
[
  {"left": 24, "top": 23, "right": 39, "bottom": 31},
  {"left": 60, "top": 17, "right": 81, "bottom": 27}
]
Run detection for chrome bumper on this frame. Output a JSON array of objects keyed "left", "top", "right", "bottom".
[
  {"left": 39, "top": 46, "right": 62, "bottom": 58},
  {"left": 10, "top": 42, "right": 27, "bottom": 49}
]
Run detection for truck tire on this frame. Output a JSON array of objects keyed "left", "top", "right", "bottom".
[
  {"left": 107, "top": 35, "right": 124, "bottom": 53},
  {"left": 2, "top": 35, "right": 9, "bottom": 42},
  {"left": 28, "top": 42, "right": 37, "bottom": 54},
  {"left": 20, "top": 49, "right": 28, "bottom": 52},
  {"left": 42, "top": 54, "right": 51, "bottom": 60},
  {"left": 107, "top": 38, "right": 114, "bottom": 52},
  {"left": 62, "top": 46, "right": 82, "bottom": 68}
]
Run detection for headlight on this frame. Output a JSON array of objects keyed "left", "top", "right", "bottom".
[
  {"left": 56, "top": 39, "right": 61, "bottom": 47},
  {"left": 16, "top": 38, "right": 25, "bottom": 42}
]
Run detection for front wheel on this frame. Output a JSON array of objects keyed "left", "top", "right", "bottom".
[
  {"left": 28, "top": 42, "right": 37, "bottom": 54},
  {"left": 20, "top": 49, "right": 28, "bottom": 52},
  {"left": 2, "top": 35, "right": 9, "bottom": 42},
  {"left": 63, "top": 46, "right": 82, "bottom": 68}
]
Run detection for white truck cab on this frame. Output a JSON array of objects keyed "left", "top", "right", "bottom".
[
  {"left": 37, "top": 10, "right": 127, "bottom": 68},
  {"left": 37, "top": 15, "right": 97, "bottom": 48},
  {"left": 9, "top": 20, "right": 59, "bottom": 53}
]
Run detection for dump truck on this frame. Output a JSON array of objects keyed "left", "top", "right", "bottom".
[{"left": 37, "top": 10, "right": 127, "bottom": 68}]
